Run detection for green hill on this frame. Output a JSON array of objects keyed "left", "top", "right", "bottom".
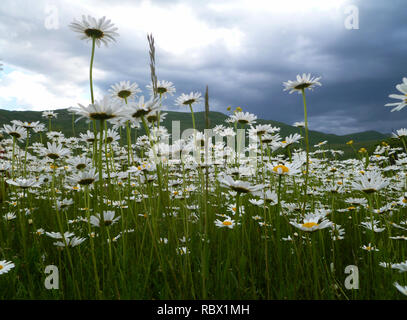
[{"left": 0, "top": 108, "right": 389, "bottom": 158}]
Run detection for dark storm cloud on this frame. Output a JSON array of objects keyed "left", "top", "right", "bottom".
[{"left": 1, "top": 0, "right": 406, "bottom": 133}]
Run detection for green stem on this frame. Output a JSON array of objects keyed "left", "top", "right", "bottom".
[
  {"left": 89, "top": 37, "right": 96, "bottom": 104},
  {"left": 301, "top": 88, "right": 310, "bottom": 215}
]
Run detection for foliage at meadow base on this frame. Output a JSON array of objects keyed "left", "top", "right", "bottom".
[{"left": 1, "top": 14, "right": 407, "bottom": 299}]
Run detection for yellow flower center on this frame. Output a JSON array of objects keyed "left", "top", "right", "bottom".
[
  {"left": 223, "top": 221, "right": 233, "bottom": 226},
  {"left": 273, "top": 165, "right": 289, "bottom": 173},
  {"left": 0, "top": 265, "right": 3, "bottom": 270},
  {"left": 302, "top": 222, "right": 319, "bottom": 228},
  {"left": 403, "top": 199, "right": 407, "bottom": 204}
]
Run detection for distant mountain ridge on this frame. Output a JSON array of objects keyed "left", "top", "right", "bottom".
[{"left": 0, "top": 108, "right": 389, "bottom": 157}]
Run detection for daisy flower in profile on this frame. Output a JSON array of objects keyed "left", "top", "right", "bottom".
[
  {"left": 80, "top": 130, "right": 96, "bottom": 143},
  {"left": 280, "top": 133, "right": 302, "bottom": 148},
  {"left": 2, "top": 124, "right": 27, "bottom": 141},
  {"left": 228, "top": 111, "right": 257, "bottom": 125},
  {"left": 3, "top": 212, "right": 16, "bottom": 221},
  {"left": 42, "top": 111, "right": 58, "bottom": 119},
  {"left": 392, "top": 128, "right": 407, "bottom": 139},
  {"left": 54, "top": 236, "right": 86, "bottom": 248},
  {"left": 0, "top": 260, "right": 15, "bottom": 275},
  {"left": 214, "top": 217, "right": 236, "bottom": 229},
  {"left": 45, "top": 231, "right": 75, "bottom": 239},
  {"left": 314, "top": 140, "right": 328, "bottom": 148},
  {"left": 361, "top": 219, "right": 385, "bottom": 233},
  {"left": 90, "top": 211, "right": 120, "bottom": 227},
  {"left": 11, "top": 120, "right": 41, "bottom": 130},
  {"left": 175, "top": 92, "right": 202, "bottom": 107},
  {"left": 109, "top": 81, "right": 141, "bottom": 101},
  {"left": 69, "top": 15, "right": 119, "bottom": 47},
  {"left": 289, "top": 213, "right": 333, "bottom": 232},
  {"left": 248, "top": 124, "right": 280, "bottom": 138},
  {"left": 56, "top": 198, "right": 74, "bottom": 211},
  {"left": 252, "top": 190, "right": 278, "bottom": 205},
  {"left": 218, "top": 174, "right": 264, "bottom": 194},
  {"left": 293, "top": 121, "right": 305, "bottom": 128},
  {"left": 351, "top": 171, "right": 389, "bottom": 194},
  {"left": 176, "top": 246, "right": 190, "bottom": 255},
  {"left": 41, "top": 142, "right": 71, "bottom": 160},
  {"left": 394, "top": 282, "right": 407, "bottom": 296},
  {"left": 6, "top": 178, "right": 41, "bottom": 189},
  {"left": 361, "top": 243, "right": 379, "bottom": 252},
  {"left": 283, "top": 73, "right": 322, "bottom": 94},
  {"left": 385, "top": 77, "right": 407, "bottom": 112},
  {"left": 267, "top": 161, "right": 302, "bottom": 176},
  {"left": 69, "top": 168, "right": 99, "bottom": 186},
  {"left": 379, "top": 261, "right": 407, "bottom": 273},
  {"left": 71, "top": 95, "right": 126, "bottom": 122},
  {"left": 147, "top": 80, "right": 176, "bottom": 98},
  {"left": 66, "top": 156, "right": 92, "bottom": 170},
  {"left": 125, "top": 95, "right": 160, "bottom": 119}
]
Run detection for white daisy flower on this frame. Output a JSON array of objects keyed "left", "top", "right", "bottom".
[
  {"left": 54, "top": 236, "right": 86, "bottom": 248},
  {"left": 361, "top": 243, "right": 379, "bottom": 251},
  {"left": 69, "top": 15, "right": 119, "bottom": 47},
  {"left": 214, "top": 218, "right": 236, "bottom": 229},
  {"left": 392, "top": 128, "right": 407, "bottom": 138},
  {"left": 69, "top": 168, "right": 99, "bottom": 186},
  {"left": 6, "top": 178, "right": 41, "bottom": 189},
  {"left": 147, "top": 80, "right": 176, "bottom": 98},
  {"left": 0, "top": 260, "right": 15, "bottom": 275},
  {"left": 70, "top": 95, "right": 127, "bottom": 122},
  {"left": 218, "top": 174, "right": 264, "bottom": 194},
  {"left": 3, "top": 124, "right": 27, "bottom": 141},
  {"left": 289, "top": 213, "right": 333, "bottom": 232},
  {"left": 283, "top": 73, "right": 322, "bottom": 94},
  {"left": 385, "top": 77, "right": 407, "bottom": 112},
  {"left": 351, "top": 171, "right": 389, "bottom": 193},
  {"left": 90, "top": 211, "right": 120, "bottom": 227},
  {"left": 42, "top": 111, "right": 58, "bottom": 119},
  {"left": 394, "top": 282, "right": 407, "bottom": 296},
  {"left": 41, "top": 142, "right": 71, "bottom": 160},
  {"left": 228, "top": 111, "right": 257, "bottom": 125},
  {"left": 109, "top": 81, "right": 141, "bottom": 101},
  {"left": 175, "top": 92, "right": 202, "bottom": 107}
]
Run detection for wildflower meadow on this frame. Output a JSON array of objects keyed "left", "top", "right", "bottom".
[{"left": 1, "top": 14, "right": 407, "bottom": 300}]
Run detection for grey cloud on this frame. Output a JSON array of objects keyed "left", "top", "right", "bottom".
[{"left": 1, "top": 0, "right": 407, "bottom": 134}]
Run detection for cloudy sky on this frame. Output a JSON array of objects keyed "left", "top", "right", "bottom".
[{"left": 0, "top": 0, "right": 406, "bottom": 134}]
